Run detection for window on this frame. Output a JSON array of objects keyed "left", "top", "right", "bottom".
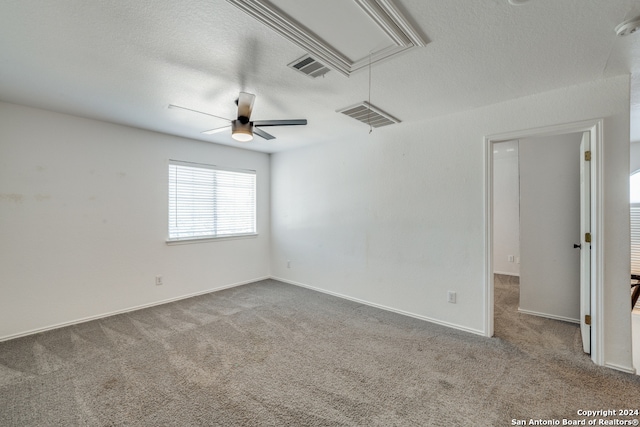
[
  {"left": 631, "top": 171, "right": 640, "bottom": 274},
  {"left": 168, "top": 160, "right": 256, "bottom": 241}
]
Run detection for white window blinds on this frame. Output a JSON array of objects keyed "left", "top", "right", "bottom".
[
  {"left": 631, "top": 172, "right": 640, "bottom": 274},
  {"left": 168, "top": 161, "right": 256, "bottom": 241},
  {"left": 631, "top": 206, "right": 640, "bottom": 275}
]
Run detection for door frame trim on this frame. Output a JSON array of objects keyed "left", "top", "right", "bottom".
[{"left": 483, "top": 119, "right": 604, "bottom": 366}]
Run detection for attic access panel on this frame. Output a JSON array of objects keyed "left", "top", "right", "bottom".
[{"left": 226, "top": 0, "right": 427, "bottom": 76}]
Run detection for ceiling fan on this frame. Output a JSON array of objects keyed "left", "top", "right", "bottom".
[{"left": 169, "top": 92, "right": 307, "bottom": 142}]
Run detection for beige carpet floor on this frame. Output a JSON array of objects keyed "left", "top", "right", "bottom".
[{"left": 1, "top": 277, "right": 639, "bottom": 426}]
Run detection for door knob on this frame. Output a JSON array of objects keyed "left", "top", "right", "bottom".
[{"left": 573, "top": 243, "right": 582, "bottom": 249}]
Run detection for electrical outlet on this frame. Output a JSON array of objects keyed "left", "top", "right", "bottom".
[
  {"left": 287, "top": 260, "right": 291, "bottom": 268},
  {"left": 508, "top": 255, "right": 514, "bottom": 263},
  {"left": 447, "top": 291, "right": 456, "bottom": 304},
  {"left": 155, "top": 275, "right": 163, "bottom": 286}
]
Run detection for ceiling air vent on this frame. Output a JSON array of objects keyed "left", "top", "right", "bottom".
[
  {"left": 288, "top": 54, "right": 330, "bottom": 78},
  {"left": 336, "top": 102, "right": 400, "bottom": 128}
]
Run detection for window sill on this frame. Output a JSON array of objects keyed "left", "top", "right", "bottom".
[{"left": 166, "top": 233, "right": 258, "bottom": 245}]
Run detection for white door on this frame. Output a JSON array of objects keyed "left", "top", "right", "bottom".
[{"left": 579, "top": 131, "right": 591, "bottom": 354}]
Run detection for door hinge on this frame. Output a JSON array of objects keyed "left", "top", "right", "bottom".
[
  {"left": 584, "top": 151, "right": 591, "bottom": 161},
  {"left": 585, "top": 315, "right": 591, "bottom": 325},
  {"left": 585, "top": 233, "right": 591, "bottom": 243}
]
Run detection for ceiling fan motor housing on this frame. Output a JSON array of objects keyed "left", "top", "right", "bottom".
[{"left": 231, "top": 119, "right": 253, "bottom": 142}]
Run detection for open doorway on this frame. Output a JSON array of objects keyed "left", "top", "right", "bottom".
[
  {"left": 518, "top": 133, "right": 583, "bottom": 324},
  {"left": 493, "top": 134, "right": 584, "bottom": 352},
  {"left": 484, "top": 120, "right": 604, "bottom": 366}
]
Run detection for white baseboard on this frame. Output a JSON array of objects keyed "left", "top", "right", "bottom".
[
  {"left": 604, "top": 362, "right": 637, "bottom": 375},
  {"left": 6, "top": 275, "right": 635, "bottom": 376},
  {"left": 517, "top": 308, "right": 579, "bottom": 324},
  {"left": 493, "top": 271, "right": 520, "bottom": 277},
  {"left": 0, "top": 276, "right": 270, "bottom": 343},
  {"left": 271, "top": 276, "right": 486, "bottom": 337}
]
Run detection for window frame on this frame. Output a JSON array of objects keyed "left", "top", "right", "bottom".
[{"left": 166, "top": 160, "right": 257, "bottom": 244}]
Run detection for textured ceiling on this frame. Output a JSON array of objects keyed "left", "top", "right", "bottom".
[{"left": 0, "top": 0, "right": 639, "bottom": 153}]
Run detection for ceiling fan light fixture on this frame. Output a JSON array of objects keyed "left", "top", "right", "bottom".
[{"left": 231, "top": 120, "right": 253, "bottom": 142}]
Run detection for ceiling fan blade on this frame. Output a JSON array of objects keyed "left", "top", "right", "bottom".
[
  {"left": 253, "top": 119, "right": 307, "bottom": 127},
  {"left": 237, "top": 92, "right": 255, "bottom": 120},
  {"left": 202, "top": 125, "right": 231, "bottom": 135},
  {"left": 253, "top": 126, "right": 275, "bottom": 140},
  {"left": 168, "top": 104, "right": 232, "bottom": 121}
]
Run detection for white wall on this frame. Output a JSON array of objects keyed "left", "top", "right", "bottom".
[
  {"left": 518, "top": 133, "right": 582, "bottom": 322},
  {"left": 493, "top": 140, "right": 520, "bottom": 276},
  {"left": 631, "top": 141, "right": 640, "bottom": 173},
  {"left": 0, "top": 102, "right": 271, "bottom": 340},
  {"left": 271, "top": 75, "right": 633, "bottom": 370}
]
